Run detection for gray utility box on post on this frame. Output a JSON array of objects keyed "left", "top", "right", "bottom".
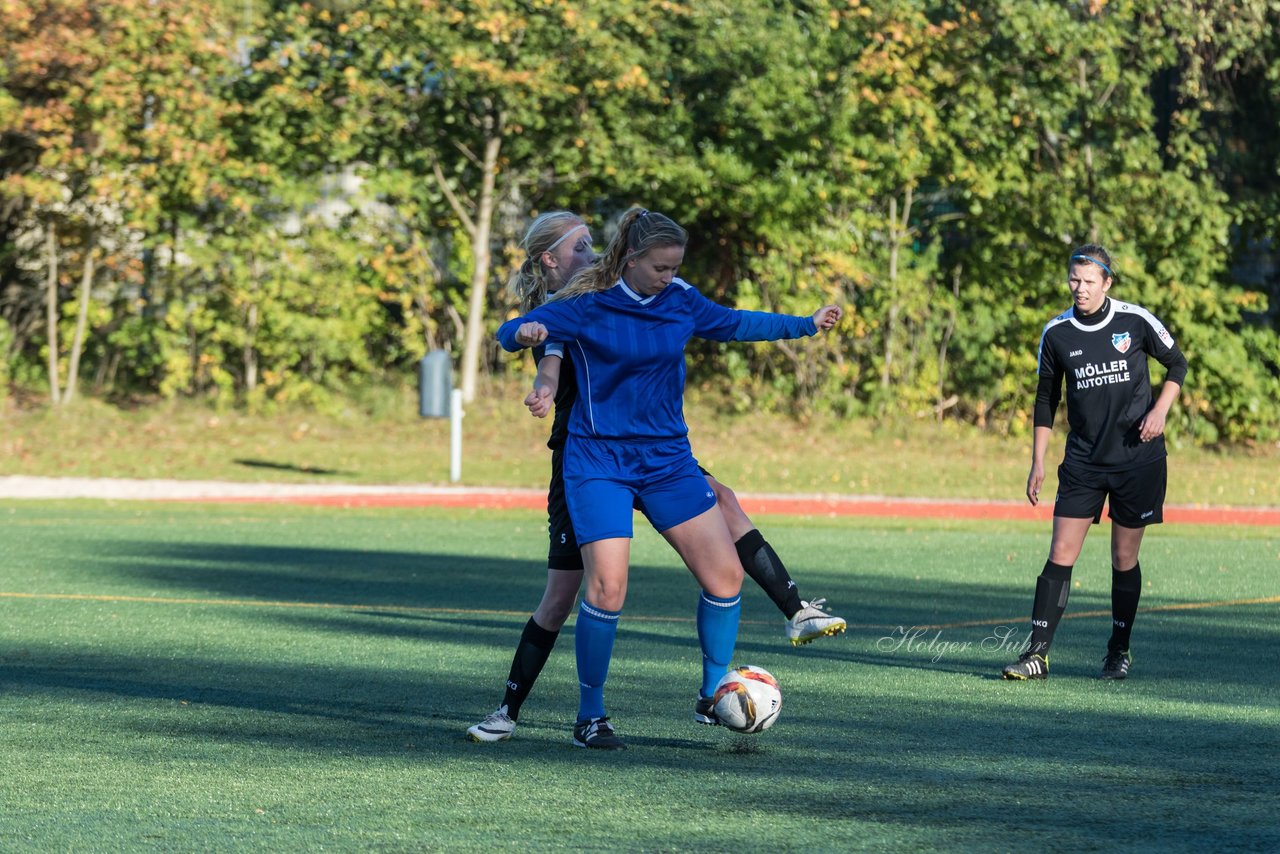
[{"left": 419, "top": 350, "right": 451, "bottom": 418}]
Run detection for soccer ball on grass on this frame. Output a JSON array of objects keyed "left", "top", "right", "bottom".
[{"left": 712, "top": 665, "right": 781, "bottom": 733}]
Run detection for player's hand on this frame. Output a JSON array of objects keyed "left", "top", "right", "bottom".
[
  {"left": 1026, "top": 462, "right": 1045, "bottom": 507},
  {"left": 813, "top": 305, "right": 842, "bottom": 330},
  {"left": 515, "top": 322, "right": 548, "bottom": 347},
  {"left": 524, "top": 385, "right": 553, "bottom": 418},
  {"left": 1138, "top": 408, "right": 1167, "bottom": 443}
]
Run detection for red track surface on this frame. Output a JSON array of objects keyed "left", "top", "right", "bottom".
[{"left": 199, "top": 491, "right": 1280, "bottom": 526}]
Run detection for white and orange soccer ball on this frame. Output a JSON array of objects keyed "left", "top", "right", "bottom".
[{"left": 711, "top": 665, "right": 782, "bottom": 733}]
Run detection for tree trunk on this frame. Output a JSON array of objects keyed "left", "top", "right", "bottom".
[
  {"left": 458, "top": 131, "right": 502, "bottom": 405},
  {"left": 937, "top": 264, "right": 961, "bottom": 421},
  {"left": 882, "top": 196, "right": 899, "bottom": 391},
  {"left": 244, "top": 301, "right": 259, "bottom": 393},
  {"left": 62, "top": 239, "right": 96, "bottom": 405},
  {"left": 1079, "top": 57, "right": 1099, "bottom": 244},
  {"left": 44, "top": 223, "right": 60, "bottom": 405},
  {"left": 244, "top": 256, "right": 261, "bottom": 394},
  {"left": 881, "top": 187, "right": 913, "bottom": 392}
]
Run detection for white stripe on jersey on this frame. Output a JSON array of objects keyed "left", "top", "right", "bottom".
[
  {"left": 571, "top": 340, "right": 595, "bottom": 434},
  {"left": 1113, "top": 301, "right": 1176, "bottom": 350},
  {"left": 1037, "top": 307, "right": 1074, "bottom": 374},
  {"left": 617, "top": 278, "right": 653, "bottom": 304},
  {"left": 616, "top": 276, "right": 696, "bottom": 304},
  {"left": 1037, "top": 298, "right": 1176, "bottom": 371}
]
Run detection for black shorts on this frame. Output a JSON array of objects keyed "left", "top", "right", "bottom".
[
  {"left": 546, "top": 447, "right": 583, "bottom": 571},
  {"left": 1054, "top": 457, "right": 1167, "bottom": 528}
]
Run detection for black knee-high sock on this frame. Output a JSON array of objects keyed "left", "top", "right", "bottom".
[
  {"left": 1109, "top": 562, "right": 1142, "bottom": 652},
  {"left": 735, "top": 529, "right": 804, "bottom": 619},
  {"left": 499, "top": 617, "right": 560, "bottom": 720},
  {"left": 1029, "top": 560, "right": 1073, "bottom": 656}
]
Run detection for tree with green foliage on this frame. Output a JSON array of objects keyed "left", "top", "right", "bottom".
[
  {"left": 1, "top": 0, "right": 1276, "bottom": 448},
  {"left": 243, "top": 0, "right": 679, "bottom": 402},
  {"left": 0, "top": 0, "right": 247, "bottom": 405},
  {"left": 934, "top": 0, "right": 1280, "bottom": 442}
]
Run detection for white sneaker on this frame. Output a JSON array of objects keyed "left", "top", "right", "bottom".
[
  {"left": 467, "top": 706, "right": 516, "bottom": 742},
  {"left": 786, "top": 598, "right": 847, "bottom": 646}
]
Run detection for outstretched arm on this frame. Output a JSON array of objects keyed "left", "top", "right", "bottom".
[
  {"left": 501, "top": 320, "right": 547, "bottom": 350},
  {"left": 728, "top": 303, "right": 841, "bottom": 341},
  {"left": 812, "top": 305, "right": 842, "bottom": 331},
  {"left": 687, "top": 286, "right": 840, "bottom": 342},
  {"left": 496, "top": 298, "right": 583, "bottom": 352},
  {"left": 496, "top": 299, "right": 586, "bottom": 353}
]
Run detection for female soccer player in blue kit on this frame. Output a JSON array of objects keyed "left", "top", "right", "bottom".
[
  {"left": 1002, "top": 245, "right": 1187, "bottom": 681},
  {"left": 496, "top": 209, "right": 841, "bottom": 749},
  {"left": 468, "top": 211, "right": 845, "bottom": 744}
]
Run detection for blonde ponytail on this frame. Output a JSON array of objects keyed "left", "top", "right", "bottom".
[
  {"left": 553, "top": 208, "right": 688, "bottom": 301},
  {"left": 508, "top": 211, "right": 585, "bottom": 313}
]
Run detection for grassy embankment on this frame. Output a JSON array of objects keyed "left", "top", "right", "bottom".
[{"left": 2, "top": 385, "right": 1276, "bottom": 506}]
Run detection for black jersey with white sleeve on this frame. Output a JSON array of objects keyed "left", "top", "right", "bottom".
[{"left": 1033, "top": 298, "right": 1188, "bottom": 471}]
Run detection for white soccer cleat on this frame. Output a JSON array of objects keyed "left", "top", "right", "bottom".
[
  {"left": 786, "top": 598, "right": 847, "bottom": 646},
  {"left": 467, "top": 706, "right": 516, "bottom": 742}
]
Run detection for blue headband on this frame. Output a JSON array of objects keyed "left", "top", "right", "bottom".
[{"left": 1071, "top": 254, "right": 1114, "bottom": 278}]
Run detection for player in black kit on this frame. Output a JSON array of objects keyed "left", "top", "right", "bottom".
[{"left": 1002, "top": 245, "right": 1188, "bottom": 681}]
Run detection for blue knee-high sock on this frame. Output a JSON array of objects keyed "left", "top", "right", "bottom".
[
  {"left": 697, "top": 590, "right": 741, "bottom": 699},
  {"left": 575, "top": 600, "right": 620, "bottom": 722}
]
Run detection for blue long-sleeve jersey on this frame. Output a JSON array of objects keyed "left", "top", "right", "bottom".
[{"left": 497, "top": 278, "right": 818, "bottom": 440}]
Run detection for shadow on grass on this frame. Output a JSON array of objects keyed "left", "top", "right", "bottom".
[
  {"left": 91, "top": 540, "right": 551, "bottom": 610},
  {"left": 233, "top": 458, "right": 345, "bottom": 476},
  {"left": 33, "top": 537, "right": 1280, "bottom": 702},
  {"left": 5, "top": 503, "right": 1278, "bottom": 851},
  {"left": 3, "top": 533, "right": 1278, "bottom": 850},
  {"left": 3, "top": 627, "right": 1276, "bottom": 851}
]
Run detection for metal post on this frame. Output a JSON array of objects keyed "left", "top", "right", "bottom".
[{"left": 449, "top": 388, "right": 463, "bottom": 483}]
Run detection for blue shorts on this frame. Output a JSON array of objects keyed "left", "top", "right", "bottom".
[{"left": 563, "top": 435, "right": 717, "bottom": 545}]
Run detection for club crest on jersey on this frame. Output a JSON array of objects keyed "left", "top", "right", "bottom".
[{"left": 1111, "top": 332, "right": 1131, "bottom": 354}]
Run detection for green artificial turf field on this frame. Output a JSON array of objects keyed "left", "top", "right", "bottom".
[{"left": 1, "top": 501, "right": 1276, "bottom": 851}]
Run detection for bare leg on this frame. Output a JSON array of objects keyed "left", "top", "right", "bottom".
[
  {"left": 580, "top": 538, "right": 631, "bottom": 611},
  {"left": 660, "top": 505, "right": 742, "bottom": 597},
  {"left": 1110, "top": 523, "right": 1146, "bottom": 571},
  {"left": 1048, "top": 516, "right": 1093, "bottom": 565},
  {"left": 531, "top": 568, "right": 584, "bottom": 630},
  {"left": 705, "top": 474, "right": 755, "bottom": 541}
]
